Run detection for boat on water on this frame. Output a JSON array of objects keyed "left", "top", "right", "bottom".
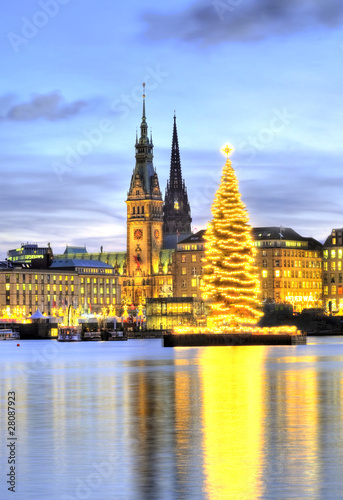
[
  {"left": 108, "top": 330, "right": 128, "bottom": 341},
  {"left": 57, "top": 326, "right": 81, "bottom": 342},
  {"left": 0, "top": 329, "right": 20, "bottom": 341},
  {"left": 83, "top": 331, "right": 102, "bottom": 341}
]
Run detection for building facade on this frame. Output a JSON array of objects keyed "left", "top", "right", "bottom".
[
  {"left": 0, "top": 260, "right": 121, "bottom": 318},
  {"left": 253, "top": 227, "right": 323, "bottom": 312},
  {"left": 172, "top": 230, "right": 205, "bottom": 299},
  {"left": 323, "top": 228, "right": 343, "bottom": 312}
]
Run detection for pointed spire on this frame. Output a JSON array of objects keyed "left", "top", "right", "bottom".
[
  {"left": 139, "top": 82, "right": 148, "bottom": 143},
  {"left": 163, "top": 114, "right": 192, "bottom": 239},
  {"left": 142, "top": 82, "right": 146, "bottom": 122},
  {"left": 169, "top": 113, "right": 182, "bottom": 191}
]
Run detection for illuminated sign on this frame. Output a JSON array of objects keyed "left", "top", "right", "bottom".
[{"left": 285, "top": 295, "right": 314, "bottom": 303}]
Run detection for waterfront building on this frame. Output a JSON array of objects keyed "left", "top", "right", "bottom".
[
  {"left": 322, "top": 228, "right": 343, "bottom": 312},
  {"left": 145, "top": 297, "right": 204, "bottom": 330},
  {"left": 163, "top": 114, "right": 192, "bottom": 249},
  {"left": 253, "top": 227, "right": 323, "bottom": 312},
  {"left": 171, "top": 227, "right": 324, "bottom": 314},
  {"left": 7, "top": 242, "right": 53, "bottom": 268},
  {"left": 0, "top": 259, "right": 120, "bottom": 317},
  {"left": 172, "top": 230, "right": 205, "bottom": 300}
]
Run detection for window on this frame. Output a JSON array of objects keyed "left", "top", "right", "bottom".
[
  {"left": 191, "top": 255, "right": 196, "bottom": 262},
  {"left": 275, "top": 270, "right": 280, "bottom": 277},
  {"left": 262, "top": 270, "right": 268, "bottom": 278},
  {"left": 191, "top": 279, "right": 197, "bottom": 287},
  {"left": 182, "top": 267, "right": 186, "bottom": 275}
]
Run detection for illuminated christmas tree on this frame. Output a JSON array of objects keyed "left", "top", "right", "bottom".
[{"left": 201, "top": 145, "right": 263, "bottom": 330}]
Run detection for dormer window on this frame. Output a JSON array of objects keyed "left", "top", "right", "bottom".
[{"left": 136, "top": 190, "right": 139, "bottom": 195}]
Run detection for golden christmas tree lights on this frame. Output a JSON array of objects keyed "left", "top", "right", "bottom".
[
  {"left": 200, "top": 144, "right": 263, "bottom": 330},
  {"left": 172, "top": 144, "right": 299, "bottom": 336}
]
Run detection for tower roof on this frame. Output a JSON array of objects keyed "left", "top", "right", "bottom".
[
  {"left": 163, "top": 114, "right": 192, "bottom": 239},
  {"left": 128, "top": 84, "right": 161, "bottom": 198},
  {"left": 168, "top": 113, "right": 183, "bottom": 192}
]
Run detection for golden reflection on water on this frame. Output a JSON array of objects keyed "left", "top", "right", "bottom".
[
  {"left": 199, "top": 347, "right": 266, "bottom": 499},
  {"left": 197, "top": 347, "right": 321, "bottom": 500}
]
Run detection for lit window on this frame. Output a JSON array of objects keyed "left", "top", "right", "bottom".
[
  {"left": 182, "top": 268, "right": 187, "bottom": 275},
  {"left": 191, "top": 279, "right": 197, "bottom": 287},
  {"left": 262, "top": 270, "right": 268, "bottom": 278},
  {"left": 181, "top": 255, "right": 186, "bottom": 263},
  {"left": 275, "top": 270, "right": 280, "bottom": 277},
  {"left": 331, "top": 250, "right": 336, "bottom": 258},
  {"left": 192, "top": 255, "right": 196, "bottom": 262}
]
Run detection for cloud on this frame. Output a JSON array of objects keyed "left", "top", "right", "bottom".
[
  {"left": 143, "top": 0, "right": 343, "bottom": 44},
  {"left": 0, "top": 91, "right": 87, "bottom": 121}
]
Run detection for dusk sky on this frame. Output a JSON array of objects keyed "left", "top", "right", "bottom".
[{"left": 1, "top": 0, "right": 343, "bottom": 258}]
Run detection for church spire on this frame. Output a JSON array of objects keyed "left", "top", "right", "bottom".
[
  {"left": 163, "top": 115, "right": 192, "bottom": 248},
  {"left": 169, "top": 113, "right": 183, "bottom": 192}
]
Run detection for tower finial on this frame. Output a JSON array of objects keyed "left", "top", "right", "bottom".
[{"left": 142, "top": 82, "right": 146, "bottom": 121}]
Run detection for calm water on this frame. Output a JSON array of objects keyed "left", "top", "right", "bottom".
[{"left": 1, "top": 337, "right": 343, "bottom": 499}]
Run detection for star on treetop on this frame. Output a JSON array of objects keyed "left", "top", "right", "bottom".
[{"left": 221, "top": 144, "right": 233, "bottom": 157}]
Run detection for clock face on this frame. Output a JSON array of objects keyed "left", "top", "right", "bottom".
[
  {"left": 134, "top": 229, "right": 143, "bottom": 240},
  {"left": 154, "top": 229, "right": 160, "bottom": 240}
]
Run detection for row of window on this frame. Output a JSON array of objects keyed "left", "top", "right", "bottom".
[
  {"left": 272, "top": 281, "right": 321, "bottom": 289},
  {"left": 262, "top": 270, "right": 321, "bottom": 279},
  {"left": 265, "top": 250, "right": 319, "bottom": 258},
  {"left": 4, "top": 274, "right": 115, "bottom": 284},
  {"left": 181, "top": 254, "right": 201, "bottom": 263},
  {"left": 181, "top": 267, "right": 202, "bottom": 275},
  {"left": 266, "top": 260, "right": 321, "bottom": 268},
  {"left": 324, "top": 286, "right": 343, "bottom": 295}
]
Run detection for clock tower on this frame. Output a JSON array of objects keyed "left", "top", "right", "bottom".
[{"left": 126, "top": 84, "right": 163, "bottom": 281}]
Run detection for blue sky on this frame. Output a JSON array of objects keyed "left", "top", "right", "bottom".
[{"left": 1, "top": 0, "right": 343, "bottom": 258}]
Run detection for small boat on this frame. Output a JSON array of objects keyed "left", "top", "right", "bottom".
[
  {"left": 108, "top": 330, "right": 128, "bottom": 341},
  {"left": 58, "top": 326, "right": 81, "bottom": 342},
  {"left": 83, "top": 331, "right": 102, "bottom": 341},
  {"left": 0, "top": 329, "right": 20, "bottom": 341}
]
